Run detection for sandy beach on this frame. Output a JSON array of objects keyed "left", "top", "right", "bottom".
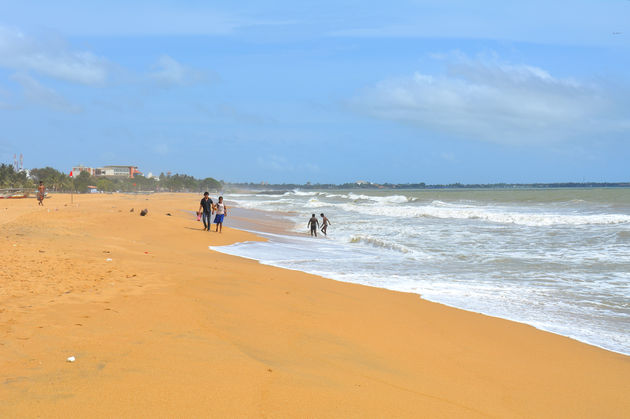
[{"left": 1, "top": 193, "right": 629, "bottom": 418}]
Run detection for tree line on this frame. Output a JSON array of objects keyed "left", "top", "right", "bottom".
[{"left": 0, "top": 164, "right": 222, "bottom": 193}]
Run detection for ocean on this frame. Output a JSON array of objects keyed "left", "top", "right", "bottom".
[{"left": 211, "top": 188, "right": 630, "bottom": 355}]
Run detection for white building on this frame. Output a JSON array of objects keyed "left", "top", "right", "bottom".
[{"left": 71, "top": 165, "right": 141, "bottom": 178}]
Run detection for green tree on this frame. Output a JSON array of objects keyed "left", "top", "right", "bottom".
[
  {"left": 200, "top": 177, "right": 222, "bottom": 192},
  {"left": 0, "top": 164, "right": 34, "bottom": 189},
  {"left": 73, "top": 171, "right": 91, "bottom": 193},
  {"left": 96, "top": 178, "right": 115, "bottom": 192},
  {"left": 30, "top": 167, "right": 72, "bottom": 191}
]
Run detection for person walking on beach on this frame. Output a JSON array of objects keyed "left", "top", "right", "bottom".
[
  {"left": 214, "top": 196, "right": 227, "bottom": 233},
  {"left": 198, "top": 192, "right": 213, "bottom": 231},
  {"left": 320, "top": 213, "right": 331, "bottom": 236},
  {"left": 308, "top": 214, "right": 319, "bottom": 237},
  {"left": 37, "top": 181, "right": 45, "bottom": 206}
]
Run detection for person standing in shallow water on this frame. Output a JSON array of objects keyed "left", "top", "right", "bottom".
[
  {"left": 198, "top": 192, "right": 213, "bottom": 231},
  {"left": 308, "top": 214, "right": 319, "bottom": 237},
  {"left": 214, "top": 196, "right": 227, "bottom": 233},
  {"left": 320, "top": 213, "right": 331, "bottom": 236}
]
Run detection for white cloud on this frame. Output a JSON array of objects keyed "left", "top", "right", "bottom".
[
  {"left": 353, "top": 54, "right": 628, "bottom": 145},
  {"left": 149, "top": 55, "right": 205, "bottom": 87},
  {"left": 0, "top": 25, "right": 108, "bottom": 85},
  {"left": 11, "top": 73, "right": 82, "bottom": 113}
]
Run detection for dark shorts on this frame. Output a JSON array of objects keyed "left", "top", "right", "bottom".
[{"left": 214, "top": 214, "right": 224, "bottom": 224}]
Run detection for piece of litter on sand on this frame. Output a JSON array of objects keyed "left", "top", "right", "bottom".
[
  {"left": 130, "top": 208, "right": 134, "bottom": 212},
  {"left": 106, "top": 258, "right": 113, "bottom": 262},
  {"left": 140, "top": 209, "right": 148, "bottom": 216},
  {"left": 67, "top": 356, "right": 75, "bottom": 363},
  {"left": 143, "top": 251, "right": 149, "bottom": 254},
  {"left": 166, "top": 213, "right": 172, "bottom": 216}
]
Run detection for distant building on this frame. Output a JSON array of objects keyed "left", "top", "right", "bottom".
[
  {"left": 72, "top": 165, "right": 96, "bottom": 176},
  {"left": 71, "top": 165, "right": 141, "bottom": 179},
  {"left": 100, "top": 165, "right": 141, "bottom": 178}
]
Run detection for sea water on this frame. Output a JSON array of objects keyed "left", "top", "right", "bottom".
[{"left": 212, "top": 188, "right": 630, "bottom": 355}]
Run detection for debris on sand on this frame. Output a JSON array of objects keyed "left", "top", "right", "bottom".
[
  {"left": 130, "top": 208, "right": 134, "bottom": 212},
  {"left": 140, "top": 209, "right": 148, "bottom": 216}
]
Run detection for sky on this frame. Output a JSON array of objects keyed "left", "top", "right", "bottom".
[{"left": 0, "top": 0, "right": 629, "bottom": 184}]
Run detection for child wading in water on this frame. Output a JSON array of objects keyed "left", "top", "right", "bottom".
[
  {"left": 320, "top": 213, "right": 331, "bottom": 236},
  {"left": 213, "top": 196, "right": 227, "bottom": 232}
]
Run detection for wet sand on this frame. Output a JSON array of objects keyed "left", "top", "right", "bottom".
[{"left": 1, "top": 193, "right": 629, "bottom": 418}]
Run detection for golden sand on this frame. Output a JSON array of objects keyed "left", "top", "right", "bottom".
[{"left": 1, "top": 193, "right": 629, "bottom": 418}]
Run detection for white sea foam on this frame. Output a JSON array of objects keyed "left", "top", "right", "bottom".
[
  {"left": 235, "top": 193, "right": 630, "bottom": 226},
  {"left": 222, "top": 188, "right": 630, "bottom": 355},
  {"left": 286, "top": 189, "right": 319, "bottom": 196},
  {"left": 331, "top": 202, "right": 630, "bottom": 226},
  {"left": 349, "top": 235, "right": 413, "bottom": 254}
]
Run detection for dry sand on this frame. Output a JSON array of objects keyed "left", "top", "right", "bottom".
[{"left": 1, "top": 193, "right": 629, "bottom": 418}]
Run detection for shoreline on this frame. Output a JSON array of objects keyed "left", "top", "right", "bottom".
[
  {"left": 217, "top": 208, "right": 630, "bottom": 357},
  {"left": 2, "top": 193, "right": 629, "bottom": 417},
  {"left": 226, "top": 189, "right": 630, "bottom": 357},
  {"left": 212, "top": 228, "right": 630, "bottom": 357},
  {"left": 212, "top": 227, "right": 630, "bottom": 357}
]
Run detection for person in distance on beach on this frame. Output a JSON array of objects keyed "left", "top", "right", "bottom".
[
  {"left": 198, "top": 192, "right": 213, "bottom": 231},
  {"left": 37, "top": 181, "right": 45, "bottom": 206},
  {"left": 308, "top": 214, "right": 319, "bottom": 237},
  {"left": 214, "top": 196, "right": 227, "bottom": 233},
  {"left": 320, "top": 213, "right": 331, "bottom": 236}
]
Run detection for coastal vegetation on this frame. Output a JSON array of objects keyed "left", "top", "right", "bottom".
[
  {"left": 3, "top": 163, "right": 627, "bottom": 193},
  {"left": 0, "top": 164, "right": 222, "bottom": 193},
  {"left": 0, "top": 164, "right": 32, "bottom": 189}
]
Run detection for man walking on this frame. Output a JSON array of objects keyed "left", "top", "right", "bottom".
[
  {"left": 198, "top": 192, "right": 213, "bottom": 231},
  {"left": 320, "top": 213, "right": 331, "bottom": 236},
  {"left": 308, "top": 214, "right": 319, "bottom": 237}
]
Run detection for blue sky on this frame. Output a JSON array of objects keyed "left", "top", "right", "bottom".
[{"left": 0, "top": 0, "right": 628, "bottom": 183}]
